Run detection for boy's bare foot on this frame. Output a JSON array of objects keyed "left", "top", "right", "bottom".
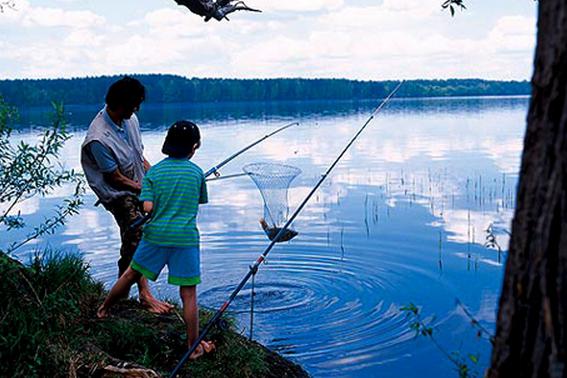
[
  {"left": 97, "top": 305, "right": 109, "bottom": 319},
  {"left": 189, "top": 344, "right": 204, "bottom": 361},
  {"left": 188, "top": 341, "right": 215, "bottom": 361},
  {"left": 201, "top": 340, "right": 216, "bottom": 354},
  {"left": 140, "top": 293, "right": 174, "bottom": 314}
]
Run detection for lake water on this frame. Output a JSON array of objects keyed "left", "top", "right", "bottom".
[{"left": 5, "top": 96, "right": 528, "bottom": 377}]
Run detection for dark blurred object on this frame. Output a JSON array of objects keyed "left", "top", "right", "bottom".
[{"left": 173, "top": 0, "right": 261, "bottom": 22}]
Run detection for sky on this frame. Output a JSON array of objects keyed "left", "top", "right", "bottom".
[{"left": 0, "top": 0, "right": 538, "bottom": 80}]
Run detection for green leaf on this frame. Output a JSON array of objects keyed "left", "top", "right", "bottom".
[{"left": 468, "top": 354, "right": 479, "bottom": 364}]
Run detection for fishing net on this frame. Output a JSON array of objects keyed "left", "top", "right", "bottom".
[{"left": 243, "top": 162, "right": 302, "bottom": 243}]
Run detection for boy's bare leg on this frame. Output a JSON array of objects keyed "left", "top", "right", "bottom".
[
  {"left": 180, "top": 285, "right": 206, "bottom": 359},
  {"left": 137, "top": 276, "right": 174, "bottom": 314},
  {"left": 180, "top": 286, "right": 199, "bottom": 345},
  {"left": 97, "top": 267, "right": 142, "bottom": 318}
]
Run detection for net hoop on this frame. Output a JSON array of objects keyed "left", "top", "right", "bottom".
[
  {"left": 243, "top": 162, "right": 302, "bottom": 179},
  {"left": 243, "top": 162, "right": 302, "bottom": 228}
]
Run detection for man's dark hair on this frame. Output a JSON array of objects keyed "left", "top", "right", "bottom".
[{"left": 105, "top": 76, "right": 146, "bottom": 111}]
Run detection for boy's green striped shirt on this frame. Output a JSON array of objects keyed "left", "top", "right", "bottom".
[{"left": 140, "top": 157, "right": 208, "bottom": 246}]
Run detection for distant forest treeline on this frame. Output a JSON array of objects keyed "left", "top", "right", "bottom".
[{"left": 0, "top": 75, "right": 531, "bottom": 107}]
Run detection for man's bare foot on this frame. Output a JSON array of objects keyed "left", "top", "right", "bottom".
[
  {"left": 139, "top": 293, "right": 174, "bottom": 314},
  {"left": 97, "top": 305, "right": 109, "bottom": 319}
]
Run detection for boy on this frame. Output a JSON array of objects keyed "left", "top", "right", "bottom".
[{"left": 97, "top": 120, "right": 213, "bottom": 359}]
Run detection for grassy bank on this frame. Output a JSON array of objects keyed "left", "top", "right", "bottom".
[{"left": 0, "top": 252, "right": 309, "bottom": 377}]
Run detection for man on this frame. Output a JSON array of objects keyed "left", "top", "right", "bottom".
[{"left": 81, "top": 76, "right": 172, "bottom": 314}]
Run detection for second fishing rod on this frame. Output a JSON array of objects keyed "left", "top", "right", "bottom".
[
  {"left": 169, "top": 81, "right": 404, "bottom": 377},
  {"left": 129, "top": 121, "right": 299, "bottom": 230}
]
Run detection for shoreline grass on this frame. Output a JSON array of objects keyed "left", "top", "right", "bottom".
[{"left": 0, "top": 251, "right": 309, "bottom": 377}]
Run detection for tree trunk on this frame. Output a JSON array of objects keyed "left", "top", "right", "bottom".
[{"left": 488, "top": 1, "right": 567, "bottom": 377}]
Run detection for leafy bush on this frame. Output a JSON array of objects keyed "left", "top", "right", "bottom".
[{"left": 0, "top": 97, "right": 84, "bottom": 256}]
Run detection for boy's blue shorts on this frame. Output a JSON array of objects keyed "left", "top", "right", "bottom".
[{"left": 130, "top": 239, "right": 201, "bottom": 286}]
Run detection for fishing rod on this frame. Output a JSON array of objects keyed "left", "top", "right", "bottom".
[
  {"left": 129, "top": 121, "right": 300, "bottom": 230},
  {"left": 169, "top": 81, "right": 404, "bottom": 377},
  {"left": 204, "top": 121, "right": 299, "bottom": 177},
  {"left": 205, "top": 172, "right": 248, "bottom": 182}
]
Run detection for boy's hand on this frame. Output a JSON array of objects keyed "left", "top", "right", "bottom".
[{"left": 143, "top": 201, "right": 154, "bottom": 214}]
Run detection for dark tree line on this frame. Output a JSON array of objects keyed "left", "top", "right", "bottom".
[{"left": 0, "top": 75, "right": 530, "bottom": 107}]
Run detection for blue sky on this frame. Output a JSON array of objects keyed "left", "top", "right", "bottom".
[{"left": 0, "top": 0, "right": 537, "bottom": 80}]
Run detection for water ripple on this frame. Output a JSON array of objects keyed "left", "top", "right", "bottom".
[{"left": 200, "top": 241, "right": 454, "bottom": 374}]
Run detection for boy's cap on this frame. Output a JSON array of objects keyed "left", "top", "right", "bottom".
[{"left": 162, "top": 120, "right": 201, "bottom": 158}]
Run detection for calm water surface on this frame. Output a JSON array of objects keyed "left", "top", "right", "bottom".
[{"left": 6, "top": 97, "right": 527, "bottom": 377}]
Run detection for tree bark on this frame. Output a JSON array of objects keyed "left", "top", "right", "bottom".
[{"left": 488, "top": 1, "right": 567, "bottom": 377}]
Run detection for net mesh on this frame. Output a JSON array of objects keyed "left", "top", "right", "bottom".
[{"left": 243, "top": 162, "right": 301, "bottom": 241}]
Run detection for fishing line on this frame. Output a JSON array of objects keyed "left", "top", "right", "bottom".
[{"left": 169, "top": 81, "right": 404, "bottom": 377}]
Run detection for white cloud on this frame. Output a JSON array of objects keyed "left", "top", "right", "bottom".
[
  {"left": 0, "top": 0, "right": 537, "bottom": 80},
  {"left": 223, "top": 3, "right": 536, "bottom": 80},
  {"left": 488, "top": 15, "right": 536, "bottom": 52},
  {"left": 64, "top": 29, "right": 104, "bottom": 47},
  {"left": 4, "top": 0, "right": 105, "bottom": 28},
  {"left": 260, "top": 0, "right": 344, "bottom": 13},
  {"left": 318, "top": 2, "right": 437, "bottom": 30},
  {"left": 142, "top": 7, "right": 205, "bottom": 36},
  {"left": 21, "top": 7, "right": 105, "bottom": 28}
]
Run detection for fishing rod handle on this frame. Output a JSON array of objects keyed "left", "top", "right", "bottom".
[{"left": 129, "top": 213, "right": 151, "bottom": 231}]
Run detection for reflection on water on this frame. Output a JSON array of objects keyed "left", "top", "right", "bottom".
[
  {"left": 4, "top": 96, "right": 527, "bottom": 377},
  {"left": 16, "top": 96, "right": 527, "bottom": 131}
]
